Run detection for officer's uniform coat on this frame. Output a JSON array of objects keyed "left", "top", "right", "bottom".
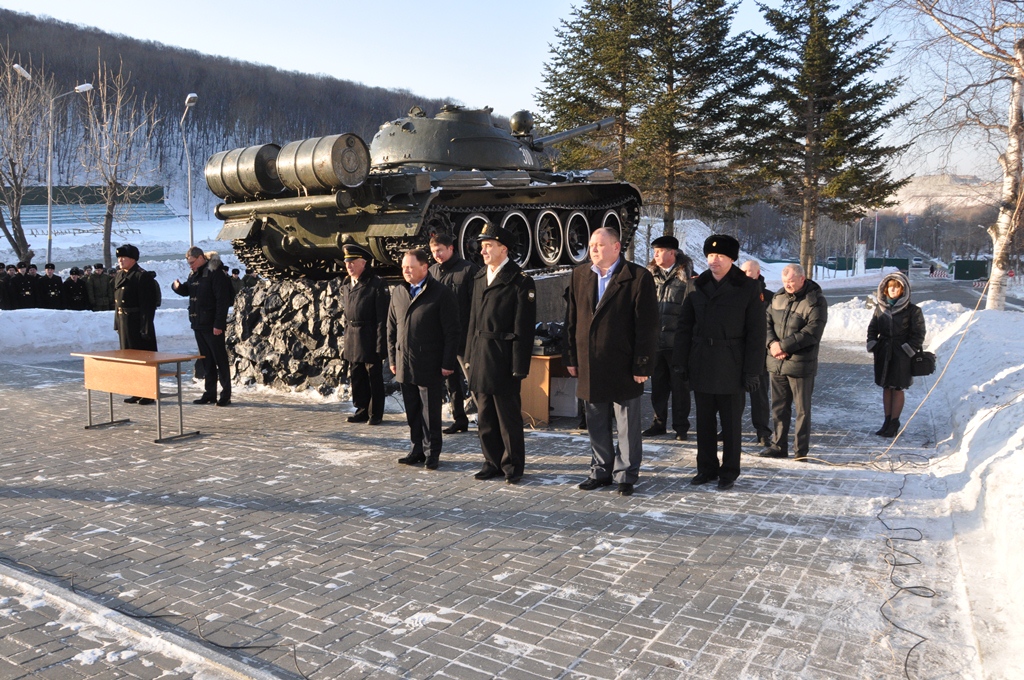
[
  {"left": 464, "top": 260, "right": 537, "bottom": 480},
  {"left": 114, "top": 264, "right": 159, "bottom": 351}
]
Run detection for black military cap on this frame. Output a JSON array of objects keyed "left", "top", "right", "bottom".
[
  {"left": 342, "top": 243, "right": 373, "bottom": 261},
  {"left": 115, "top": 244, "right": 140, "bottom": 260},
  {"left": 27, "top": 263, "right": 37, "bottom": 270},
  {"left": 70, "top": 267, "right": 82, "bottom": 276},
  {"left": 45, "top": 263, "right": 55, "bottom": 270},
  {"left": 703, "top": 234, "right": 740, "bottom": 261},
  {"left": 94, "top": 263, "right": 104, "bottom": 269},
  {"left": 16, "top": 261, "right": 27, "bottom": 268},
  {"left": 651, "top": 235, "right": 679, "bottom": 250},
  {"left": 477, "top": 223, "right": 514, "bottom": 249}
]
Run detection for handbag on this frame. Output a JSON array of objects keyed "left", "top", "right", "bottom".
[{"left": 910, "top": 350, "right": 936, "bottom": 377}]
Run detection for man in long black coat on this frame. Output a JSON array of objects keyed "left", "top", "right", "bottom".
[
  {"left": 464, "top": 224, "right": 536, "bottom": 484},
  {"left": 387, "top": 249, "right": 460, "bottom": 470},
  {"left": 62, "top": 267, "right": 91, "bottom": 310},
  {"left": 172, "top": 247, "right": 235, "bottom": 406},
  {"left": 565, "top": 227, "right": 659, "bottom": 497},
  {"left": 9, "top": 262, "right": 36, "bottom": 309},
  {"left": 676, "top": 235, "right": 766, "bottom": 490},
  {"left": 36, "top": 264, "right": 64, "bottom": 309},
  {"left": 341, "top": 244, "right": 389, "bottom": 425},
  {"left": 114, "top": 244, "right": 160, "bottom": 404},
  {"left": 429, "top": 233, "right": 480, "bottom": 434},
  {"left": 740, "top": 260, "right": 774, "bottom": 447}
]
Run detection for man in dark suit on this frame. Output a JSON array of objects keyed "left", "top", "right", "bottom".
[
  {"left": 676, "top": 235, "right": 767, "bottom": 490},
  {"left": 565, "top": 227, "right": 659, "bottom": 497},
  {"left": 464, "top": 224, "right": 537, "bottom": 484},
  {"left": 341, "top": 243, "right": 389, "bottom": 425},
  {"left": 740, "top": 260, "right": 774, "bottom": 447},
  {"left": 172, "top": 247, "right": 235, "bottom": 407},
  {"left": 429, "top": 233, "right": 480, "bottom": 434},
  {"left": 387, "top": 248, "right": 460, "bottom": 470}
]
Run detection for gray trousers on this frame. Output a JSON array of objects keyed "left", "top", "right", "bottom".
[
  {"left": 585, "top": 394, "right": 643, "bottom": 484},
  {"left": 770, "top": 374, "right": 815, "bottom": 457}
]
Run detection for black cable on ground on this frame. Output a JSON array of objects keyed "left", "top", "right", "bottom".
[{"left": 0, "top": 553, "right": 315, "bottom": 679}]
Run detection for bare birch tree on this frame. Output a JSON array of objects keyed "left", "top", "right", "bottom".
[
  {"left": 885, "top": 0, "right": 1024, "bottom": 309},
  {"left": 0, "top": 46, "right": 47, "bottom": 263},
  {"left": 79, "top": 57, "right": 158, "bottom": 269}
]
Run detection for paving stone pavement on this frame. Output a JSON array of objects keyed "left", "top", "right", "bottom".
[{"left": 0, "top": 346, "right": 965, "bottom": 679}]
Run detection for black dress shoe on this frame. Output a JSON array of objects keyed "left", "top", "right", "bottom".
[
  {"left": 617, "top": 483, "right": 634, "bottom": 496},
  {"left": 123, "top": 396, "right": 141, "bottom": 404},
  {"left": 216, "top": 398, "right": 231, "bottom": 407},
  {"left": 137, "top": 398, "right": 155, "bottom": 405},
  {"left": 425, "top": 456, "right": 439, "bottom": 470},
  {"left": 505, "top": 476, "right": 522, "bottom": 485},
  {"left": 193, "top": 395, "right": 216, "bottom": 405},
  {"left": 442, "top": 422, "right": 469, "bottom": 434},
  {"left": 675, "top": 431, "right": 688, "bottom": 441},
  {"left": 398, "top": 452, "right": 425, "bottom": 465},
  {"left": 368, "top": 416, "right": 383, "bottom": 425},
  {"left": 347, "top": 412, "right": 369, "bottom": 423},
  {"left": 641, "top": 424, "right": 666, "bottom": 437},
  {"left": 474, "top": 469, "right": 503, "bottom": 480},
  {"left": 578, "top": 477, "right": 613, "bottom": 491},
  {"left": 690, "top": 472, "right": 718, "bottom": 486},
  {"left": 717, "top": 479, "right": 735, "bottom": 490},
  {"left": 758, "top": 446, "right": 787, "bottom": 458}
]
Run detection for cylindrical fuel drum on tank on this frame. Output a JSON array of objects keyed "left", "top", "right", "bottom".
[
  {"left": 205, "top": 144, "right": 283, "bottom": 200},
  {"left": 277, "top": 133, "right": 371, "bottom": 192}
]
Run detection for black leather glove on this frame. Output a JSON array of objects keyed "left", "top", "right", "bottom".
[{"left": 743, "top": 374, "right": 760, "bottom": 392}]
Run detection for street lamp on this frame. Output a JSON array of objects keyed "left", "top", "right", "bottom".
[
  {"left": 180, "top": 93, "right": 198, "bottom": 247},
  {"left": 13, "top": 64, "right": 91, "bottom": 265}
]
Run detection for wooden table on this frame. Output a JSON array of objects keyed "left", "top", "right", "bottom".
[
  {"left": 71, "top": 350, "right": 203, "bottom": 444},
  {"left": 521, "top": 354, "right": 573, "bottom": 426}
]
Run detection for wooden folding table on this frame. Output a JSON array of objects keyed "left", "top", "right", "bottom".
[{"left": 71, "top": 350, "right": 203, "bottom": 443}]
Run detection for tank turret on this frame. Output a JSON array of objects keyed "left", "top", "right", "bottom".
[{"left": 207, "top": 106, "right": 640, "bottom": 280}]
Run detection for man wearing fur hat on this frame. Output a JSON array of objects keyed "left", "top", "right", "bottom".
[
  {"left": 643, "top": 235, "right": 694, "bottom": 441},
  {"left": 675, "top": 234, "right": 766, "bottom": 490},
  {"left": 173, "top": 246, "right": 235, "bottom": 406},
  {"left": 114, "top": 244, "right": 160, "bottom": 404}
]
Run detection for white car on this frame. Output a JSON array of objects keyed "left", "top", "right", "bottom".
[{"left": 912, "top": 257, "right": 924, "bottom": 267}]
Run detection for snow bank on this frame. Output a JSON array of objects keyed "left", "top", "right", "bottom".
[{"left": 913, "top": 309, "right": 1024, "bottom": 678}]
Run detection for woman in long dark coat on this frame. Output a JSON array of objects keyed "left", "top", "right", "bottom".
[{"left": 867, "top": 272, "right": 926, "bottom": 437}]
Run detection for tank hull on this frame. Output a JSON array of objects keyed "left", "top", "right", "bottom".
[{"left": 209, "top": 107, "right": 640, "bottom": 280}]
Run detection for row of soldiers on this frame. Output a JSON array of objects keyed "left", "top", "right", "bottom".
[
  {"left": 0, "top": 261, "right": 115, "bottom": 311},
  {"left": 0, "top": 260, "right": 261, "bottom": 312}
]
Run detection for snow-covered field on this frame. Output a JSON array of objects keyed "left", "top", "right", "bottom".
[{"left": 1, "top": 215, "right": 1022, "bottom": 677}]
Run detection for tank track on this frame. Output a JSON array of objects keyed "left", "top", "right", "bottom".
[
  {"left": 232, "top": 194, "right": 639, "bottom": 281},
  {"left": 376, "top": 193, "right": 641, "bottom": 269}
]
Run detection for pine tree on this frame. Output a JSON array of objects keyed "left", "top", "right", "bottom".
[
  {"left": 739, "top": 0, "right": 911, "bottom": 274},
  {"left": 630, "top": 0, "right": 755, "bottom": 234},
  {"left": 536, "top": 0, "right": 650, "bottom": 177}
]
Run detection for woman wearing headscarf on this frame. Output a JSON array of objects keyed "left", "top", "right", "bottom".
[{"left": 866, "top": 272, "right": 926, "bottom": 437}]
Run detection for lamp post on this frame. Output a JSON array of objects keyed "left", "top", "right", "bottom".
[
  {"left": 180, "top": 93, "right": 198, "bottom": 247},
  {"left": 13, "top": 64, "right": 91, "bottom": 265}
]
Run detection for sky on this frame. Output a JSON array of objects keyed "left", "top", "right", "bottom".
[{"left": 0, "top": 0, "right": 770, "bottom": 120}]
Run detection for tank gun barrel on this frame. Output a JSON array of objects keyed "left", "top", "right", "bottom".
[{"left": 532, "top": 117, "right": 617, "bottom": 151}]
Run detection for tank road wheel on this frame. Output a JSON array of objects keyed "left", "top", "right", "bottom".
[
  {"left": 458, "top": 212, "right": 491, "bottom": 267},
  {"left": 600, "top": 208, "right": 623, "bottom": 235},
  {"left": 499, "top": 210, "right": 533, "bottom": 268},
  {"left": 532, "top": 209, "right": 564, "bottom": 267},
  {"left": 563, "top": 210, "right": 591, "bottom": 265}
]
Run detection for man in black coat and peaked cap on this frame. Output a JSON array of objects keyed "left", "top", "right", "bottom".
[
  {"left": 675, "top": 234, "right": 766, "bottom": 490},
  {"left": 341, "top": 243, "right": 389, "bottom": 425},
  {"left": 464, "top": 224, "right": 536, "bottom": 484},
  {"left": 114, "top": 244, "right": 160, "bottom": 404}
]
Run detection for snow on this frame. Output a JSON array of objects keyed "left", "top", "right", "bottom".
[{"left": 1, "top": 214, "right": 1023, "bottom": 677}]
